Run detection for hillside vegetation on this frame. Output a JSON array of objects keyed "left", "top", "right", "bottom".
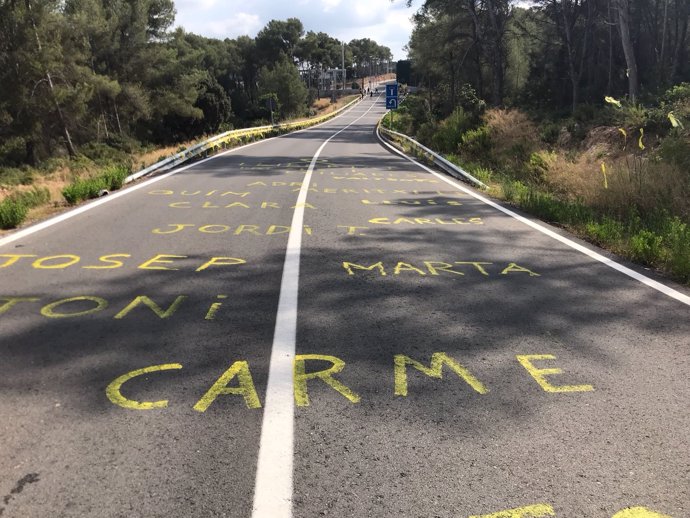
[{"left": 395, "top": 0, "right": 690, "bottom": 283}]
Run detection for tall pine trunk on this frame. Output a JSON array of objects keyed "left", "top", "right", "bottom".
[{"left": 616, "top": 0, "right": 639, "bottom": 103}]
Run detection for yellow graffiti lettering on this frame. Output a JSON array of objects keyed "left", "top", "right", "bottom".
[
  {"left": 294, "top": 354, "right": 360, "bottom": 406},
  {"left": 267, "top": 225, "right": 290, "bottom": 235},
  {"left": 342, "top": 261, "right": 386, "bottom": 276},
  {"left": 469, "top": 503, "right": 555, "bottom": 518},
  {"left": 394, "top": 352, "right": 488, "bottom": 396},
  {"left": 169, "top": 202, "right": 191, "bottom": 208},
  {"left": 0, "top": 254, "right": 37, "bottom": 268},
  {"left": 424, "top": 261, "right": 465, "bottom": 275},
  {"left": 261, "top": 202, "right": 280, "bottom": 209},
  {"left": 32, "top": 254, "right": 80, "bottom": 269},
  {"left": 611, "top": 508, "right": 672, "bottom": 518},
  {"left": 368, "top": 217, "right": 391, "bottom": 224},
  {"left": 196, "top": 256, "right": 246, "bottom": 272},
  {"left": 393, "top": 262, "right": 427, "bottom": 275},
  {"left": 224, "top": 202, "right": 250, "bottom": 208},
  {"left": 204, "top": 295, "right": 227, "bottom": 320},
  {"left": 516, "top": 354, "right": 594, "bottom": 393},
  {"left": 291, "top": 203, "right": 316, "bottom": 209},
  {"left": 181, "top": 190, "right": 200, "bottom": 196},
  {"left": 337, "top": 225, "right": 368, "bottom": 235},
  {"left": 106, "top": 363, "right": 182, "bottom": 410},
  {"left": 202, "top": 201, "right": 220, "bottom": 208},
  {"left": 220, "top": 191, "right": 250, "bottom": 197},
  {"left": 138, "top": 254, "right": 187, "bottom": 271},
  {"left": 193, "top": 361, "right": 261, "bottom": 411},
  {"left": 247, "top": 181, "right": 267, "bottom": 186},
  {"left": 114, "top": 295, "right": 186, "bottom": 319},
  {"left": 234, "top": 225, "right": 261, "bottom": 236},
  {"left": 0, "top": 297, "right": 40, "bottom": 315},
  {"left": 152, "top": 224, "right": 194, "bottom": 234},
  {"left": 455, "top": 261, "right": 492, "bottom": 275},
  {"left": 83, "top": 254, "right": 131, "bottom": 269},
  {"left": 40, "top": 296, "right": 108, "bottom": 318},
  {"left": 148, "top": 189, "right": 174, "bottom": 195},
  {"left": 199, "top": 225, "right": 231, "bottom": 234},
  {"left": 501, "top": 263, "right": 541, "bottom": 276}
]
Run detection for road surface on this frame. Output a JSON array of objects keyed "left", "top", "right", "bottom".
[{"left": 0, "top": 93, "right": 688, "bottom": 518}]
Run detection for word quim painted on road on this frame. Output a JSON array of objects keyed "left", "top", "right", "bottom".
[
  {"left": 468, "top": 503, "right": 671, "bottom": 517},
  {"left": 106, "top": 352, "right": 594, "bottom": 412}
]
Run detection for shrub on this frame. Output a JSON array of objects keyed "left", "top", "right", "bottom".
[
  {"left": 663, "top": 217, "right": 690, "bottom": 281},
  {"left": 629, "top": 229, "right": 663, "bottom": 265},
  {"left": 0, "top": 198, "right": 28, "bottom": 229},
  {"left": 431, "top": 108, "right": 473, "bottom": 154},
  {"left": 102, "top": 165, "right": 130, "bottom": 190},
  {"left": 0, "top": 167, "right": 34, "bottom": 186},
  {"left": 459, "top": 126, "right": 492, "bottom": 159}
]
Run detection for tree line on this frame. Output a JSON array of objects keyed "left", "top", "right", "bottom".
[
  {"left": 403, "top": 0, "right": 690, "bottom": 113},
  {"left": 0, "top": 0, "right": 392, "bottom": 167}
]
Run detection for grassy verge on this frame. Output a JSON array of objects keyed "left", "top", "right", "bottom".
[{"left": 382, "top": 91, "right": 690, "bottom": 284}]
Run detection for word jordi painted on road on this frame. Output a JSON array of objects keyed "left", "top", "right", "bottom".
[{"left": 106, "top": 352, "right": 594, "bottom": 412}]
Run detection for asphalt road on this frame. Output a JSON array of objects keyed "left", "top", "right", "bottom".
[{"left": 0, "top": 93, "right": 688, "bottom": 518}]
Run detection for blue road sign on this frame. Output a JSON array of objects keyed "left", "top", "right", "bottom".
[
  {"left": 386, "top": 83, "right": 399, "bottom": 110},
  {"left": 386, "top": 98, "right": 398, "bottom": 109},
  {"left": 386, "top": 84, "right": 398, "bottom": 97}
]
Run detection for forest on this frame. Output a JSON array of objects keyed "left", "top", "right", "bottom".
[
  {"left": 0, "top": 0, "right": 392, "bottom": 169},
  {"left": 391, "top": 0, "right": 690, "bottom": 282}
]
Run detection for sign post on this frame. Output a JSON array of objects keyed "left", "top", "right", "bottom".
[{"left": 385, "top": 83, "right": 398, "bottom": 130}]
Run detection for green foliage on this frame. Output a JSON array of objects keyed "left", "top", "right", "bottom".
[
  {"left": 459, "top": 126, "right": 492, "bottom": 159},
  {"left": 0, "top": 198, "right": 28, "bottom": 229},
  {"left": 629, "top": 229, "right": 664, "bottom": 264},
  {"left": 62, "top": 165, "right": 130, "bottom": 205},
  {"left": 0, "top": 187, "right": 50, "bottom": 229},
  {"left": 431, "top": 108, "right": 474, "bottom": 154},
  {"left": 258, "top": 55, "right": 308, "bottom": 118},
  {"left": 0, "top": 167, "right": 34, "bottom": 187}
]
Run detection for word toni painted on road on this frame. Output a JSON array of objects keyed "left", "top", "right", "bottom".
[{"left": 106, "top": 352, "right": 594, "bottom": 412}]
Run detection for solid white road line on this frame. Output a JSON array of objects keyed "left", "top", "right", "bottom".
[
  {"left": 376, "top": 128, "right": 690, "bottom": 307},
  {"left": 251, "top": 99, "right": 380, "bottom": 518}
]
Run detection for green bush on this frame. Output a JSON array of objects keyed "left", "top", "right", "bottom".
[
  {"left": 663, "top": 217, "right": 690, "bottom": 281},
  {"left": 13, "top": 186, "right": 50, "bottom": 208},
  {"left": 459, "top": 126, "right": 492, "bottom": 159},
  {"left": 0, "top": 198, "right": 28, "bottom": 229},
  {"left": 431, "top": 108, "right": 473, "bottom": 154},
  {"left": 539, "top": 122, "right": 560, "bottom": 144},
  {"left": 629, "top": 229, "right": 663, "bottom": 265},
  {"left": 102, "top": 165, "right": 130, "bottom": 190},
  {"left": 586, "top": 217, "right": 625, "bottom": 245}
]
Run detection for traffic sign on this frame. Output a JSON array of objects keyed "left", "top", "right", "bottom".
[
  {"left": 386, "top": 84, "right": 398, "bottom": 97},
  {"left": 386, "top": 98, "right": 398, "bottom": 109}
]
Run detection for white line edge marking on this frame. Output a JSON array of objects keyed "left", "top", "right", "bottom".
[
  {"left": 251, "top": 98, "right": 381, "bottom": 518},
  {"left": 376, "top": 127, "right": 690, "bottom": 307},
  {"left": 0, "top": 101, "right": 363, "bottom": 250}
]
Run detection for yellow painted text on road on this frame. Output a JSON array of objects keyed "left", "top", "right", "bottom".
[{"left": 516, "top": 354, "right": 594, "bottom": 393}]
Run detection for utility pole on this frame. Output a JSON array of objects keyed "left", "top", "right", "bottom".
[{"left": 341, "top": 42, "right": 346, "bottom": 92}]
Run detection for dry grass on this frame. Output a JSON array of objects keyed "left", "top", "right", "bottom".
[{"left": 484, "top": 108, "right": 539, "bottom": 154}]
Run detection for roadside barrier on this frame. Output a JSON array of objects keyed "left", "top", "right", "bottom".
[
  {"left": 125, "top": 97, "right": 362, "bottom": 184},
  {"left": 377, "top": 120, "right": 487, "bottom": 190}
]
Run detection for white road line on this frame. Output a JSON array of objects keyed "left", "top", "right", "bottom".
[
  {"left": 251, "top": 99, "right": 380, "bottom": 518},
  {"left": 376, "top": 128, "right": 690, "bottom": 307},
  {"left": 0, "top": 101, "right": 363, "bottom": 250}
]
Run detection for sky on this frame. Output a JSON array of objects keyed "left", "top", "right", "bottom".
[{"left": 173, "top": 0, "right": 422, "bottom": 61}]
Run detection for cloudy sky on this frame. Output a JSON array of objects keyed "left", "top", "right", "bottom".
[{"left": 174, "top": 0, "right": 422, "bottom": 60}]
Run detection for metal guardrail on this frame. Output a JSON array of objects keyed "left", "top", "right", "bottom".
[
  {"left": 124, "top": 97, "right": 362, "bottom": 184},
  {"left": 377, "top": 123, "right": 488, "bottom": 190}
]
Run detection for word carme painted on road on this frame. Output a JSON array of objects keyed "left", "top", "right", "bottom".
[
  {"left": 106, "top": 352, "right": 594, "bottom": 412},
  {"left": 468, "top": 504, "right": 671, "bottom": 517}
]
